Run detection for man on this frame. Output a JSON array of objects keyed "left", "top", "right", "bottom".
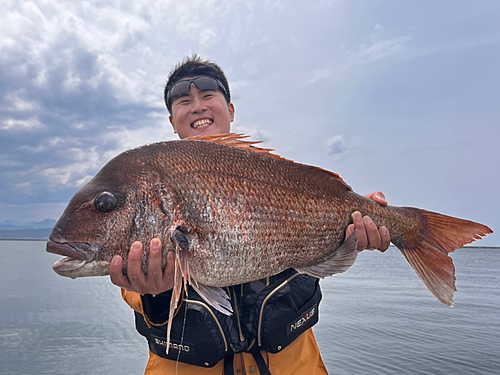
[{"left": 110, "top": 55, "right": 390, "bottom": 374}]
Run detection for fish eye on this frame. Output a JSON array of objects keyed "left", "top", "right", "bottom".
[{"left": 94, "top": 191, "right": 117, "bottom": 213}]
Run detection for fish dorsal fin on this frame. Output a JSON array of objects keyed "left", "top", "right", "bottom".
[
  {"left": 185, "top": 133, "right": 350, "bottom": 188},
  {"left": 185, "top": 133, "right": 281, "bottom": 158}
]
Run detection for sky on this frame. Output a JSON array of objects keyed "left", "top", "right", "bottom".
[{"left": 0, "top": 0, "right": 498, "bottom": 246}]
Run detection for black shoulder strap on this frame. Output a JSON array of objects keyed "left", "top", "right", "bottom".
[
  {"left": 252, "top": 352, "right": 272, "bottom": 375},
  {"left": 224, "top": 355, "right": 234, "bottom": 375}
]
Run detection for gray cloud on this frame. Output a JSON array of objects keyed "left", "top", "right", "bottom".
[
  {"left": 0, "top": 0, "right": 498, "bottom": 246},
  {"left": 325, "top": 135, "right": 346, "bottom": 156}
]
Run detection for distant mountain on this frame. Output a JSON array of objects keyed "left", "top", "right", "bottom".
[
  {"left": 0, "top": 219, "right": 56, "bottom": 240},
  {"left": 0, "top": 228, "right": 52, "bottom": 240},
  {"left": 0, "top": 219, "right": 56, "bottom": 230}
]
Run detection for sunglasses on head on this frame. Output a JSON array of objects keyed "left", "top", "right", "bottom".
[{"left": 166, "top": 76, "right": 228, "bottom": 108}]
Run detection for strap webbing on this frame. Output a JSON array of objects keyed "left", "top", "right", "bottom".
[
  {"left": 252, "top": 352, "right": 272, "bottom": 375},
  {"left": 224, "top": 355, "right": 234, "bottom": 375}
]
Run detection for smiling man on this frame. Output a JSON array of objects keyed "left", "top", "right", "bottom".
[
  {"left": 166, "top": 75, "right": 234, "bottom": 138},
  {"left": 111, "top": 55, "right": 390, "bottom": 374}
]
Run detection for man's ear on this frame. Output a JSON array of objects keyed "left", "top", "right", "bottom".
[
  {"left": 169, "top": 115, "right": 177, "bottom": 133},
  {"left": 228, "top": 103, "right": 235, "bottom": 122}
]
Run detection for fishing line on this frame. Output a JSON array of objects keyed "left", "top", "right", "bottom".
[{"left": 175, "top": 287, "right": 189, "bottom": 375}]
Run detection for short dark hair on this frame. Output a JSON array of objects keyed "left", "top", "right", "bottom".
[{"left": 164, "top": 54, "right": 231, "bottom": 114}]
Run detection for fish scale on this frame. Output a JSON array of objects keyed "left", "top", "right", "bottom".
[{"left": 182, "top": 176, "right": 344, "bottom": 285}]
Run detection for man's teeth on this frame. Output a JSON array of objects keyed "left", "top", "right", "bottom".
[{"left": 192, "top": 119, "right": 213, "bottom": 129}]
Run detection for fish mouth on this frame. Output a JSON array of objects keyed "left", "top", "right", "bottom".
[
  {"left": 46, "top": 241, "right": 98, "bottom": 275},
  {"left": 191, "top": 118, "right": 213, "bottom": 129}
]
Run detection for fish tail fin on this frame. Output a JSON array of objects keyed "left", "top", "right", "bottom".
[{"left": 395, "top": 208, "right": 492, "bottom": 306}]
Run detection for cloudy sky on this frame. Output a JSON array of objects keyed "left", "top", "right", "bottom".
[{"left": 1, "top": 0, "right": 498, "bottom": 246}]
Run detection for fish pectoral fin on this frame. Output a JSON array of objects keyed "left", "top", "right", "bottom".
[
  {"left": 164, "top": 228, "right": 232, "bottom": 355},
  {"left": 165, "top": 228, "right": 197, "bottom": 354},
  {"left": 169, "top": 228, "right": 195, "bottom": 286},
  {"left": 296, "top": 229, "right": 359, "bottom": 278},
  {"left": 170, "top": 228, "right": 190, "bottom": 252},
  {"left": 191, "top": 283, "right": 233, "bottom": 316}
]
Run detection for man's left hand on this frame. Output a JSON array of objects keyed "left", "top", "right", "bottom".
[{"left": 345, "top": 191, "right": 391, "bottom": 252}]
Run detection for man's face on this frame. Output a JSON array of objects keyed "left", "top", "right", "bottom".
[{"left": 169, "top": 78, "right": 234, "bottom": 140}]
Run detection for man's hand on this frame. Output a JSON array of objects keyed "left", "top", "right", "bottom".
[
  {"left": 345, "top": 191, "right": 391, "bottom": 252},
  {"left": 109, "top": 238, "right": 176, "bottom": 295}
]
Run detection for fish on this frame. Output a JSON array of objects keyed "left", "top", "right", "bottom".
[{"left": 46, "top": 133, "right": 492, "bottom": 351}]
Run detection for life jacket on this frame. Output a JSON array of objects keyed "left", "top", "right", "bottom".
[{"left": 135, "top": 269, "right": 322, "bottom": 370}]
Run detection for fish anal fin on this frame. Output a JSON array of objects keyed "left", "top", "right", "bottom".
[
  {"left": 296, "top": 229, "right": 359, "bottom": 278},
  {"left": 396, "top": 208, "right": 493, "bottom": 307},
  {"left": 184, "top": 133, "right": 351, "bottom": 188}
]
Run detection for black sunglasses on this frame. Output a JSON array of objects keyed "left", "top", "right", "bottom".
[{"left": 166, "top": 76, "right": 228, "bottom": 109}]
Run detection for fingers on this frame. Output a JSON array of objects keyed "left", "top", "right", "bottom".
[
  {"left": 162, "top": 251, "right": 176, "bottom": 291},
  {"left": 126, "top": 241, "right": 148, "bottom": 294},
  {"left": 363, "top": 215, "right": 382, "bottom": 250},
  {"left": 147, "top": 238, "right": 163, "bottom": 292},
  {"left": 147, "top": 239, "right": 175, "bottom": 293},
  {"left": 351, "top": 211, "right": 391, "bottom": 251},
  {"left": 365, "top": 191, "right": 388, "bottom": 207},
  {"left": 378, "top": 226, "right": 391, "bottom": 252},
  {"left": 108, "top": 239, "right": 175, "bottom": 295},
  {"left": 352, "top": 212, "right": 368, "bottom": 250},
  {"left": 110, "top": 255, "right": 132, "bottom": 289},
  {"left": 345, "top": 223, "right": 355, "bottom": 239}
]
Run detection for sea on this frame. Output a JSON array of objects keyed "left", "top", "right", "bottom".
[{"left": 1, "top": 240, "right": 499, "bottom": 375}]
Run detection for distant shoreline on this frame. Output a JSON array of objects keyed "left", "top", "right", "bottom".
[
  {"left": 1, "top": 238, "right": 498, "bottom": 249},
  {"left": 0, "top": 238, "right": 49, "bottom": 241},
  {"left": 0, "top": 227, "right": 52, "bottom": 240}
]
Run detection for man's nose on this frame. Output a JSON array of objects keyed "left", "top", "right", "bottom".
[{"left": 190, "top": 97, "right": 207, "bottom": 113}]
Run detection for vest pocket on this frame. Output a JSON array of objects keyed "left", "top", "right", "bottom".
[
  {"left": 135, "top": 297, "right": 228, "bottom": 368},
  {"left": 252, "top": 273, "right": 322, "bottom": 353}
]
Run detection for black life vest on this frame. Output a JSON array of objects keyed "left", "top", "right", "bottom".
[{"left": 135, "top": 269, "right": 322, "bottom": 369}]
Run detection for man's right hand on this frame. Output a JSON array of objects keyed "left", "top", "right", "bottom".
[{"left": 110, "top": 238, "right": 176, "bottom": 295}]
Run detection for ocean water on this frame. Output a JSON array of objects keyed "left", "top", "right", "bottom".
[{"left": 0, "top": 240, "right": 499, "bottom": 375}]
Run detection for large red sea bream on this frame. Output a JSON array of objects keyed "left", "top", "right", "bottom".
[{"left": 46, "top": 134, "right": 493, "bottom": 348}]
